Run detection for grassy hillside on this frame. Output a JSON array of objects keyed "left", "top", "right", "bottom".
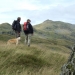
[
  {"left": 34, "top": 20, "right": 75, "bottom": 31},
  {"left": 0, "top": 23, "right": 11, "bottom": 32},
  {"left": 0, "top": 34, "right": 72, "bottom": 75},
  {"left": 0, "top": 20, "right": 75, "bottom": 75},
  {"left": 34, "top": 20, "right": 75, "bottom": 43}
]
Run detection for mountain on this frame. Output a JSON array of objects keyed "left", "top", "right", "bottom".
[
  {"left": 0, "top": 23, "right": 14, "bottom": 35},
  {"left": 34, "top": 20, "right": 75, "bottom": 43},
  {"left": 35, "top": 19, "right": 75, "bottom": 31},
  {"left": 0, "top": 23, "right": 11, "bottom": 31}
]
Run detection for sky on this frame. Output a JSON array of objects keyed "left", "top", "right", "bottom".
[{"left": 0, "top": 0, "right": 75, "bottom": 25}]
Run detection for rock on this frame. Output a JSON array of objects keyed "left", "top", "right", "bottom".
[{"left": 60, "top": 45, "right": 75, "bottom": 75}]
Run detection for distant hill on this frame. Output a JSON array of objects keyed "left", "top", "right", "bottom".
[
  {"left": 34, "top": 20, "right": 75, "bottom": 43},
  {"left": 0, "top": 23, "right": 13, "bottom": 35},
  {"left": 0, "top": 23, "right": 11, "bottom": 31}
]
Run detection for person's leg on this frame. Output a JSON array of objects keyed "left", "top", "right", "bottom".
[
  {"left": 15, "top": 31, "right": 20, "bottom": 38},
  {"left": 18, "top": 32, "right": 20, "bottom": 37},
  {"left": 25, "top": 34, "right": 28, "bottom": 44},
  {"left": 15, "top": 31, "right": 18, "bottom": 38},
  {"left": 28, "top": 34, "right": 32, "bottom": 47}
]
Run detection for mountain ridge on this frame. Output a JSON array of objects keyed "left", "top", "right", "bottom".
[
  {"left": 33, "top": 19, "right": 75, "bottom": 44},
  {"left": 0, "top": 20, "right": 75, "bottom": 43}
]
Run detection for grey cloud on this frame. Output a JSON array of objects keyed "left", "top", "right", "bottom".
[{"left": 1, "top": 2, "right": 75, "bottom": 24}]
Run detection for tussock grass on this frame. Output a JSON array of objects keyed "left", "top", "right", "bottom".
[
  {"left": 0, "top": 43, "right": 70, "bottom": 75},
  {"left": 0, "top": 35, "right": 71, "bottom": 75}
]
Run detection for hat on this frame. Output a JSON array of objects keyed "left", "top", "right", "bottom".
[
  {"left": 17, "top": 17, "right": 21, "bottom": 20},
  {"left": 27, "top": 19, "right": 31, "bottom": 22}
]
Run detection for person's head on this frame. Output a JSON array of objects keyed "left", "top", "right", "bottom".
[
  {"left": 17, "top": 17, "right": 21, "bottom": 22},
  {"left": 27, "top": 19, "right": 31, "bottom": 23}
]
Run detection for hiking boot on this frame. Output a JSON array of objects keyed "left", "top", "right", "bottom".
[{"left": 28, "top": 44, "right": 30, "bottom": 47}]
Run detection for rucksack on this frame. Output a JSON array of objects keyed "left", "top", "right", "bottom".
[
  {"left": 23, "top": 22, "right": 29, "bottom": 30},
  {"left": 12, "top": 20, "right": 17, "bottom": 30}
]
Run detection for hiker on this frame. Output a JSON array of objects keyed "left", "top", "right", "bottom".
[
  {"left": 23, "top": 19, "right": 33, "bottom": 47},
  {"left": 12, "top": 17, "right": 22, "bottom": 38}
]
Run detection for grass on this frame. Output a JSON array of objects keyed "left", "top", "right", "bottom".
[
  {"left": 0, "top": 20, "right": 75, "bottom": 75},
  {"left": 0, "top": 34, "right": 71, "bottom": 75},
  {"left": 0, "top": 44, "right": 70, "bottom": 75}
]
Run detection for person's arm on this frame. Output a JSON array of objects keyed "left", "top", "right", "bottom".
[
  {"left": 20, "top": 24, "right": 22, "bottom": 32},
  {"left": 19, "top": 22, "right": 22, "bottom": 32},
  {"left": 29, "top": 24, "right": 33, "bottom": 34}
]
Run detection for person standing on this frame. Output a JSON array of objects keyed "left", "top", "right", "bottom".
[
  {"left": 12, "top": 17, "right": 21, "bottom": 38},
  {"left": 23, "top": 19, "right": 33, "bottom": 47}
]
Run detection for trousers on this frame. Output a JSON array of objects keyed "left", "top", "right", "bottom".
[
  {"left": 15, "top": 31, "right": 20, "bottom": 38},
  {"left": 25, "top": 34, "right": 32, "bottom": 46}
]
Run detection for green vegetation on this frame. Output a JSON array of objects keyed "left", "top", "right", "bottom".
[
  {"left": 0, "top": 20, "right": 75, "bottom": 75},
  {"left": 34, "top": 20, "right": 75, "bottom": 43},
  {"left": 0, "top": 34, "right": 71, "bottom": 75}
]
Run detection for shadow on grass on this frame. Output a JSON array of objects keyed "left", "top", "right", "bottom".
[
  {"left": 0, "top": 51, "right": 50, "bottom": 74},
  {"left": 12, "top": 54, "right": 50, "bottom": 69}
]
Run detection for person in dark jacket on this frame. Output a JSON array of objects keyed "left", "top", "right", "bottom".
[
  {"left": 23, "top": 19, "right": 33, "bottom": 47},
  {"left": 12, "top": 17, "right": 21, "bottom": 38}
]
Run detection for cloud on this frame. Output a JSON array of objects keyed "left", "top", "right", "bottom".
[{"left": 0, "top": 0, "right": 75, "bottom": 25}]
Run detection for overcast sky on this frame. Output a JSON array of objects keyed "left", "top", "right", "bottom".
[{"left": 0, "top": 0, "right": 75, "bottom": 25}]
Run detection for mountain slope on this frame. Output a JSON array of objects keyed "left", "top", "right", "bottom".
[
  {"left": 0, "top": 23, "right": 11, "bottom": 31},
  {"left": 35, "top": 20, "right": 75, "bottom": 31},
  {"left": 34, "top": 20, "right": 75, "bottom": 43}
]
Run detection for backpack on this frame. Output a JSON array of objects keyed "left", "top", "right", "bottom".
[
  {"left": 12, "top": 20, "right": 17, "bottom": 30},
  {"left": 23, "top": 22, "right": 29, "bottom": 30}
]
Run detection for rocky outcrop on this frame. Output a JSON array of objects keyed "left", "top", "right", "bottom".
[{"left": 60, "top": 45, "right": 75, "bottom": 75}]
